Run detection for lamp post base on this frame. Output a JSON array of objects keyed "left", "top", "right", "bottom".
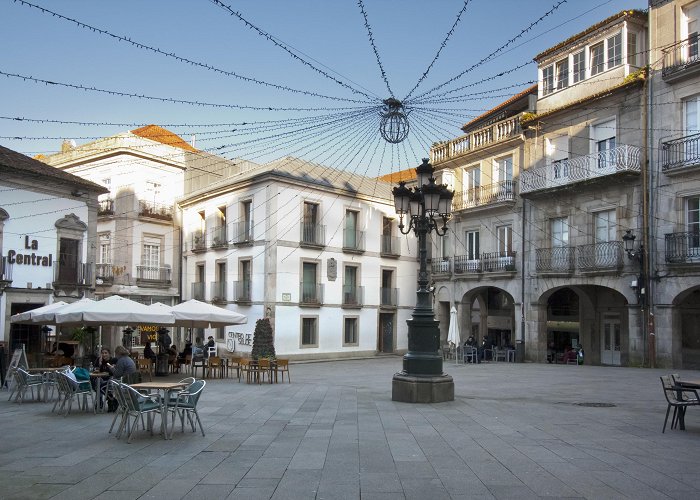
[{"left": 392, "top": 372, "right": 454, "bottom": 403}]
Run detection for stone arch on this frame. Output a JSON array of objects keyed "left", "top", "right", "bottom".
[
  {"left": 458, "top": 286, "right": 516, "bottom": 350},
  {"left": 670, "top": 286, "right": 700, "bottom": 369}
]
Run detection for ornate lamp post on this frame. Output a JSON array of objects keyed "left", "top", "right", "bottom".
[
  {"left": 391, "top": 158, "right": 455, "bottom": 403},
  {"left": 622, "top": 229, "right": 654, "bottom": 367}
]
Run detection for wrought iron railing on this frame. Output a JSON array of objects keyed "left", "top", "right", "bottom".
[
  {"left": 430, "top": 115, "right": 522, "bottom": 164},
  {"left": 343, "top": 229, "right": 366, "bottom": 252},
  {"left": 665, "top": 231, "right": 700, "bottom": 263},
  {"left": 299, "top": 282, "right": 323, "bottom": 305},
  {"left": 233, "top": 280, "right": 251, "bottom": 302},
  {"left": 520, "top": 145, "right": 640, "bottom": 193},
  {"left": 342, "top": 285, "right": 364, "bottom": 307},
  {"left": 454, "top": 255, "right": 482, "bottom": 274},
  {"left": 98, "top": 199, "right": 114, "bottom": 216},
  {"left": 661, "top": 132, "right": 700, "bottom": 172},
  {"left": 210, "top": 281, "right": 227, "bottom": 302},
  {"left": 136, "top": 265, "right": 171, "bottom": 283},
  {"left": 231, "top": 221, "right": 253, "bottom": 245},
  {"left": 380, "top": 235, "right": 401, "bottom": 256},
  {"left": 95, "top": 263, "right": 114, "bottom": 281},
  {"left": 380, "top": 287, "right": 398, "bottom": 307},
  {"left": 191, "top": 282, "right": 205, "bottom": 301},
  {"left": 430, "top": 258, "right": 451, "bottom": 274},
  {"left": 452, "top": 180, "right": 515, "bottom": 211},
  {"left": 576, "top": 241, "right": 623, "bottom": 270},
  {"left": 536, "top": 246, "right": 574, "bottom": 272},
  {"left": 138, "top": 200, "right": 173, "bottom": 220},
  {"left": 481, "top": 252, "right": 516, "bottom": 272},
  {"left": 300, "top": 223, "right": 325, "bottom": 247},
  {"left": 662, "top": 36, "right": 700, "bottom": 78}
]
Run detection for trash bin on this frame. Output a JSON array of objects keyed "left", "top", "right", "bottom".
[
  {"left": 515, "top": 340, "right": 525, "bottom": 363},
  {"left": 155, "top": 353, "right": 169, "bottom": 377}
]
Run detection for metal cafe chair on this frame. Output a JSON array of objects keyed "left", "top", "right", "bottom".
[
  {"left": 660, "top": 375, "right": 700, "bottom": 433},
  {"left": 166, "top": 379, "right": 206, "bottom": 438},
  {"left": 275, "top": 359, "right": 291, "bottom": 383},
  {"left": 117, "top": 382, "right": 164, "bottom": 443},
  {"left": 12, "top": 367, "right": 44, "bottom": 404}
]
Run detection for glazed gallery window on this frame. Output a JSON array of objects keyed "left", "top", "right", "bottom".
[
  {"left": 573, "top": 50, "right": 585, "bottom": 83},
  {"left": 301, "top": 317, "right": 318, "bottom": 347},
  {"left": 590, "top": 41, "right": 605, "bottom": 75},
  {"left": 607, "top": 32, "right": 622, "bottom": 68},
  {"left": 555, "top": 58, "right": 569, "bottom": 90},
  {"left": 542, "top": 64, "right": 554, "bottom": 95}
]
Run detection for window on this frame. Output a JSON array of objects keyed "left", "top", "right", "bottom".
[
  {"left": 547, "top": 135, "right": 569, "bottom": 179},
  {"left": 213, "top": 206, "right": 226, "bottom": 246},
  {"left": 142, "top": 237, "right": 160, "bottom": 267},
  {"left": 301, "top": 317, "right": 318, "bottom": 347},
  {"left": 555, "top": 58, "right": 569, "bottom": 90},
  {"left": 381, "top": 269, "right": 395, "bottom": 306},
  {"left": 627, "top": 32, "right": 637, "bottom": 66},
  {"left": 98, "top": 233, "right": 111, "bottom": 264},
  {"left": 590, "top": 41, "right": 605, "bottom": 75},
  {"left": 57, "top": 238, "right": 80, "bottom": 283},
  {"left": 551, "top": 218, "right": 569, "bottom": 247},
  {"left": 592, "top": 119, "right": 616, "bottom": 169},
  {"left": 381, "top": 217, "right": 395, "bottom": 254},
  {"left": 607, "top": 32, "right": 622, "bottom": 68},
  {"left": 302, "top": 202, "right": 319, "bottom": 244},
  {"left": 344, "top": 317, "right": 359, "bottom": 345},
  {"left": 494, "top": 156, "right": 513, "bottom": 183},
  {"left": 242, "top": 200, "right": 253, "bottom": 241},
  {"left": 542, "top": 65, "right": 554, "bottom": 95},
  {"left": 497, "top": 225, "right": 512, "bottom": 256},
  {"left": 238, "top": 259, "right": 252, "bottom": 301},
  {"left": 343, "top": 265, "right": 359, "bottom": 305},
  {"left": 573, "top": 50, "right": 585, "bottom": 83},
  {"left": 595, "top": 210, "right": 616, "bottom": 243},
  {"left": 213, "top": 261, "right": 226, "bottom": 302},
  {"left": 463, "top": 164, "right": 481, "bottom": 204},
  {"left": 302, "top": 261, "right": 318, "bottom": 303},
  {"left": 684, "top": 2, "right": 700, "bottom": 61},
  {"left": 441, "top": 230, "right": 450, "bottom": 260},
  {"left": 686, "top": 95, "right": 700, "bottom": 135},
  {"left": 344, "top": 209, "right": 359, "bottom": 249},
  {"left": 466, "top": 230, "right": 480, "bottom": 260},
  {"left": 688, "top": 197, "right": 700, "bottom": 248}
]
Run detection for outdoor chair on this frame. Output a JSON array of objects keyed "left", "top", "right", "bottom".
[
  {"left": 191, "top": 355, "right": 207, "bottom": 379},
  {"left": 108, "top": 379, "right": 129, "bottom": 436},
  {"left": 239, "top": 358, "right": 259, "bottom": 384},
  {"left": 166, "top": 379, "right": 206, "bottom": 438},
  {"left": 55, "top": 371, "right": 94, "bottom": 416},
  {"left": 117, "top": 382, "right": 164, "bottom": 443},
  {"left": 275, "top": 359, "right": 290, "bottom": 383},
  {"left": 227, "top": 357, "right": 242, "bottom": 380},
  {"left": 258, "top": 358, "right": 272, "bottom": 383},
  {"left": 122, "top": 371, "right": 143, "bottom": 385},
  {"left": 137, "top": 358, "right": 153, "bottom": 382},
  {"left": 12, "top": 367, "right": 44, "bottom": 404},
  {"left": 494, "top": 348, "right": 507, "bottom": 362},
  {"left": 181, "top": 354, "right": 192, "bottom": 374},
  {"left": 207, "top": 356, "right": 224, "bottom": 379},
  {"left": 660, "top": 375, "right": 700, "bottom": 433},
  {"left": 168, "top": 354, "right": 179, "bottom": 373},
  {"left": 463, "top": 346, "right": 478, "bottom": 364}
]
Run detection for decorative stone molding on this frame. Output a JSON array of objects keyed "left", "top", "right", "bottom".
[{"left": 54, "top": 213, "right": 87, "bottom": 232}]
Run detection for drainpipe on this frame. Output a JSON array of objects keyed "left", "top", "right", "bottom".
[
  {"left": 518, "top": 197, "right": 527, "bottom": 363},
  {"left": 645, "top": 4, "right": 655, "bottom": 368}
]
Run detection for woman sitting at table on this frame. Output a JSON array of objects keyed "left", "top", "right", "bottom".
[
  {"left": 107, "top": 345, "right": 137, "bottom": 379},
  {"left": 143, "top": 341, "right": 157, "bottom": 361},
  {"left": 92, "top": 348, "right": 117, "bottom": 407}
]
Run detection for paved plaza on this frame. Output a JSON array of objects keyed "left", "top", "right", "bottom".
[{"left": 1, "top": 357, "right": 699, "bottom": 500}]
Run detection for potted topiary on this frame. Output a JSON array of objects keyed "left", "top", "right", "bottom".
[{"left": 251, "top": 317, "right": 275, "bottom": 361}]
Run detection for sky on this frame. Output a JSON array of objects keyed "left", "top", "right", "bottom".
[{"left": 0, "top": 0, "right": 645, "bottom": 178}]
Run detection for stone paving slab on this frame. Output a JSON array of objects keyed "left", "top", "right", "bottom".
[{"left": 1, "top": 358, "right": 699, "bottom": 499}]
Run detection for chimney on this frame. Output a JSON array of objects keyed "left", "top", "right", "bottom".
[{"left": 191, "top": 135, "right": 196, "bottom": 148}]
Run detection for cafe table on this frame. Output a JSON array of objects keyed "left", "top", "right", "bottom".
[
  {"left": 674, "top": 379, "right": 700, "bottom": 430},
  {"left": 90, "top": 372, "right": 110, "bottom": 412},
  {"left": 130, "top": 381, "right": 188, "bottom": 439}
]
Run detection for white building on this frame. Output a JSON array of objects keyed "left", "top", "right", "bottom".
[
  {"left": 179, "top": 156, "right": 417, "bottom": 359},
  {"left": 0, "top": 145, "right": 106, "bottom": 365}
]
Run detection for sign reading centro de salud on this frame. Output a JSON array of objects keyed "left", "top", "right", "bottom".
[{"left": 7, "top": 236, "right": 54, "bottom": 267}]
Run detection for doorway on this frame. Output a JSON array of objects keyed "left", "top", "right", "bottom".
[
  {"left": 601, "top": 313, "right": 621, "bottom": 365},
  {"left": 379, "top": 313, "right": 394, "bottom": 353}
]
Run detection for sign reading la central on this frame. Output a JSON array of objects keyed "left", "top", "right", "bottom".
[{"left": 7, "top": 235, "right": 54, "bottom": 267}]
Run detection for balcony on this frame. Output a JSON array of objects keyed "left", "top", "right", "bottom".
[
  {"left": 98, "top": 199, "right": 114, "bottom": 216},
  {"left": 232, "top": 221, "right": 253, "bottom": 246},
  {"left": 380, "top": 235, "right": 401, "bottom": 257},
  {"left": 191, "top": 282, "right": 205, "bottom": 301},
  {"left": 300, "top": 223, "right": 325, "bottom": 248},
  {"left": 430, "top": 115, "right": 522, "bottom": 165},
  {"left": 138, "top": 200, "right": 173, "bottom": 221},
  {"left": 431, "top": 258, "right": 451, "bottom": 274},
  {"left": 342, "top": 285, "right": 364, "bottom": 308},
  {"left": 481, "top": 252, "right": 516, "bottom": 272},
  {"left": 536, "top": 243, "right": 623, "bottom": 273},
  {"left": 453, "top": 180, "right": 515, "bottom": 212},
  {"left": 343, "top": 229, "right": 365, "bottom": 253},
  {"left": 136, "top": 265, "right": 171, "bottom": 284},
  {"left": 380, "top": 287, "right": 398, "bottom": 308},
  {"left": 300, "top": 282, "right": 323, "bottom": 306},
  {"left": 191, "top": 230, "right": 206, "bottom": 252},
  {"left": 95, "top": 263, "right": 114, "bottom": 283},
  {"left": 53, "top": 262, "right": 91, "bottom": 286},
  {"left": 665, "top": 231, "right": 700, "bottom": 264},
  {"left": 210, "top": 281, "right": 227, "bottom": 303},
  {"left": 661, "top": 133, "right": 700, "bottom": 173},
  {"left": 520, "top": 145, "right": 640, "bottom": 194},
  {"left": 233, "top": 280, "right": 251, "bottom": 303},
  {"left": 210, "top": 226, "right": 228, "bottom": 249},
  {"left": 454, "top": 255, "right": 482, "bottom": 274},
  {"left": 0, "top": 256, "right": 12, "bottom": 294},
  {"left": 662, "top": 36, "right": 700, "bottom": 82}
]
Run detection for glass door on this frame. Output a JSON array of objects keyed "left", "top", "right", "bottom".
[{"left": 601, "top": 314, "right": 621, "bottom": 365}]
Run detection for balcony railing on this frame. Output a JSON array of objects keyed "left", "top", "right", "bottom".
[
  {"left": 661, "top": 132, "right": 700, "bottom": 172},
  {"left": 380, "top": 287, "right": 398, "bottom": 307},
  {"left": 233, "top": 280, "right": 251, "bottom": 303},
  {"left": 481, "top": 252, "right": 516, "bottom": 272},
  {"left": 98, "top": 199, "right": 114, "bottom": 216},
  {"left": 662, "top": 36, "right": 700, "bottom": 79},
  {"left": 431, "top": 258, "right": 451, "bottom": 274},
  {"left": 138, "top": 200, "right": 173, "bottom": 221},
  {"left": 576, "top": 241, "right": 623, "bottom": 271},
  {"left": 520, "top": 145, "right": 640, "bottom": 194},
  {"left": 191, "top": 282, "right": 205, "bottom": 301},
  {"left": 0, "top": 256, "right": 13, "bottom": 282},
  {"left": 54, "top": 262, "right": 91, "bottom": 286},
  {"left": 342, "top": 285, "right": 364, "bottom": 307},
  {"left": 380, "top": 235, "right": 401, "bottom": 257},
  {"left": 95, "top": 263, "right": 114, "bottom": 282},
  {"left": 210, "top": 226, "right": 228, "bottom": 248},
  {"left": 453, "top": 180, "right": 515, "bottom": 211},
  {"left": 430, "top": 115, "right": 522, "bottom": 164},
  {"left": 665, "top": 231, "right": 700, "bottom": 263},
  {"left": 300, "top": 282, "right": 323, "bottom": 305},
  {"left": 191, "top": 230, "right": 206, "bottom": 252},
  {"left": 454, "top": 255, "right": 482, "bottom": 274},
  {"left": 300, "top": 223, "right": 325, "bottom": 247},
  {"left": 231, "top": 221, "right": 254, "bottom": 245},
  {"left": 343, "top": 229, "right": 366, "bottom": 252},
  {"left": 536, "top": 247, "right": 575, "bottom": 273},
  {"left": 210, "top": 281, "right": 227, "bottom": 302},
  {"left": 136, "top": 265, "right": 171, "bottom": 283}
]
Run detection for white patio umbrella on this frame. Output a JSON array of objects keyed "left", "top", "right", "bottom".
[
  {"left": 447, "top": 305, "right": 461, "bottom": 365},
  {"left": 162, "top": 299, "right": 247, "bottom": 328},
  {"left": 30, "top": 298, "right": 95, "bottom": 324},
  {"left": 53, "top": 295, "right": 175, "bottom": 326},
  {"left": 10, "top": 301, "right": 68, "bottom": 324}
]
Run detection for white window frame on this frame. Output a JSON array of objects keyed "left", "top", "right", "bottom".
[
  {"left": 555, "top": 58, "right": 569, "bottom": 90},
  {"left": 551, "top": 217, "right": 569, "bottom": 247},
  {"left": 98, "top": 233, "right": 111, "bottom": 264},
  {"left": 573, "top": 50, "right": 586, "bottom": 83},
  {"left": 497, "top": 225, "right": 513, "bottom": 256},
  {"left": 594, "top": 209, "right": 617, "bottom": 243},
  {"left": 542, "top": 64, "right": 554, "bottom": 96}
]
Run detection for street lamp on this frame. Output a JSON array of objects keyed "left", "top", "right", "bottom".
[
  {"left": 391, "top": 158, "right": 455, "bottom": 403},
  {"left": 622, "top": 230, "right": 645, "bottom": 305}
]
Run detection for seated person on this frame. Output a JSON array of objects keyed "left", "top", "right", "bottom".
[
  {"left": 167, "top": 344, "right": 179, "bottom": 373},
  {"left": 92, "top": 347, "right": 117, "bottom": 405},
  {"left": 562, "top": 346, "right": 577, "bottom": 364},
  {"left": 178, "top": 341, "right": 192, "bottom": 363},
  {"left": 192, "top": 338, "right": 204, "bottom": 360},
  {"left": 107, "top": 345, "right": 137, "bottom": 379},
  {"left": 143, "top": 341, "right": 157, "bottom": 361},
  {"left": 204, "top": 336, "right": 216, "bottom": 358}
]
